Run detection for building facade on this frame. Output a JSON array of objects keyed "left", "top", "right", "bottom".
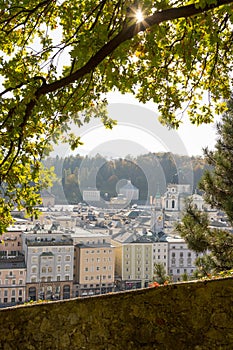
[
  {"left": 119, "top": 180, "right": 139, "bottom": 201},
  {"left": 71, "top": 228, "right": 115, "bottom": 297},
  {"left": 23, "top": 228, "right": 74, "bottom": 301},
  {"left": 113, "top": 237, "right": 153, "bottom": 290},
  {"left": 167, "top": 236, "right": 198, "bottom": 281},
  {"left": 0, "top": 258, "right": 26, "bottom": 307}
]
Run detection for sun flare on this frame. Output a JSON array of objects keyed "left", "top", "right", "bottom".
[{"left": 135, "top": 9, "right": 144, "bottom": 23}]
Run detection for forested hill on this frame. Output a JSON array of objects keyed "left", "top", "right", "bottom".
[{"left": 43, "top": 152, "right": 211, "bottom": 204}]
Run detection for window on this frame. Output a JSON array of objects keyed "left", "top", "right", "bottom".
[
  {"left": 19, "top": 290, "right": 22, "bottom": 296},
  {"left": 31, "top": 267, "right": 37, "bottom": 273},
  {"left": 11, "top": 290, "right": 15, "bottom": 296},
  {"left": 41, "top": 267, "right": 46, "bottom": 273},
  {"left": 108, "top": 275, "right": 111, "bottom": 279},
  {"left": 47, "top": 277, "right": 52, "bottom": 282},
  {"left": 19, "top": 280, "right": 23, "bottom": 285},
  {"left": 57, "top": 266, "right": 61, "bottom": 272},
  {"left": 180, "top": 252, "right": 183, "bottom": 257},
  {"left": 85, "top": 267, "right": 88, "bottom": 272},
  {"left": 65, "top": 275, "right": 69, "bottom": 281},
  {"left": 65, "top": 255, "right": 71, "bottom": 261},
  {"left": 65, "top": 266, "right": 70, "bottom": 272},
  {"left": 57, "top": 256, "right": 62, "bottom": 262},
  {"left": 177, "top": 269, "right": 180, "bottom": 273},
  {"left": 12, "top": 280, "right": 16, "bottom": 285},
  {"left": 96, "top": 267, "right": 100, "bottom": 271},
  {"left": 31, "top": 277, "right": 36, "bottom": 283},
  {"left": 4, "top": 290, "right": 8, "bottom": 296},
  {"left": 57, "top": 276, "right": 61, "bottom": 281},
  {"left": 5, "top": 280, "right": 8, "bottom": 285},
  {"left": 172, "top": 252, "right": 175, "bottom": 258},
  {"left": 48, "top": 267, "right": 52, "bottom": 273},
  {"left": 20, "top": 271, "right": 23, "bottom": 275},
  {"left": 32, "top": 257, "right": 38, "bottom": 263}
]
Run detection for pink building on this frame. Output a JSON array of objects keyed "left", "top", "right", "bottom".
[{"left": 0, "top": 257, "right": 26, "bottom": 306}]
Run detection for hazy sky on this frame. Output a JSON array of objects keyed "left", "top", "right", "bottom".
[{"left": 52, "top": 91, "right": 219, "bottom": 159}]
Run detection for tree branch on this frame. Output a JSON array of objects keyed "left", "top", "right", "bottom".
[{"left": 37, "top": 0, "right": 233, "bottom": 96}]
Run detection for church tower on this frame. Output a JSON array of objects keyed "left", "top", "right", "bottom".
[{"left": 150, "top": 185, "right": 164, "bottom": 234}]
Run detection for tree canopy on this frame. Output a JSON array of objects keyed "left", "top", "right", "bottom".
[
  {"left": 1, "top": 0, "right": 233, "bottom": 231},
  {"left": 177, "top": 100, "right": 233, "bottom": 274},
  {"left": 199, "top": 98, "right": 233, "bottom": 224}
]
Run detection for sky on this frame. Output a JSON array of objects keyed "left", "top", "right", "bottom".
[{"left": 52, "top": 91, "right": 219, "bottom": 159}]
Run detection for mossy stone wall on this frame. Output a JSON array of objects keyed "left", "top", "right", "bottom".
[{"left": 0, "top": 278, "right": 233, "bottom": 349}]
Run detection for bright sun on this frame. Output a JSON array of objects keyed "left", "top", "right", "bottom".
[{"left": 135, "top": 9, "right": 144, "bottom": 23}]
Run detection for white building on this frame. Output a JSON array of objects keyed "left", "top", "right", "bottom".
[
  {"left": 83, "top": 188, "right": 100, "bottom": 202},
  {"left": 152, "top": 239, "right": 169, "bottom": 275},
  {"left": 162, "top": 184, "right": 192, "bottom": 212},
  {"left": 119, "top": 180, "right": 139, "bottom": 201},
  {"left": 167, "top": 236, "right": 198, "bottom": 281},
  {"left": 22, "top": 225, "right": 74, "bottom": 301}
]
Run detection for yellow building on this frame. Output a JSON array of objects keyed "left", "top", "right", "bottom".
[{"left": 112, "top": 233, "right": 153, "bottom": 290}]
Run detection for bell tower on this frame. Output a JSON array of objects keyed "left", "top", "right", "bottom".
[{"left": 150, "top": 184, "right": 164, "bottom": 235}]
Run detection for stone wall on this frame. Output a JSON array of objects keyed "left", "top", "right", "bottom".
[{"left": 0, "top": 277, "right": 233, "bottom": 349}]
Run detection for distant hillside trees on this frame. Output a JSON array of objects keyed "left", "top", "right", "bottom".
[{"left": 43, "top": 152, "right": 210, "bottom": 204}]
